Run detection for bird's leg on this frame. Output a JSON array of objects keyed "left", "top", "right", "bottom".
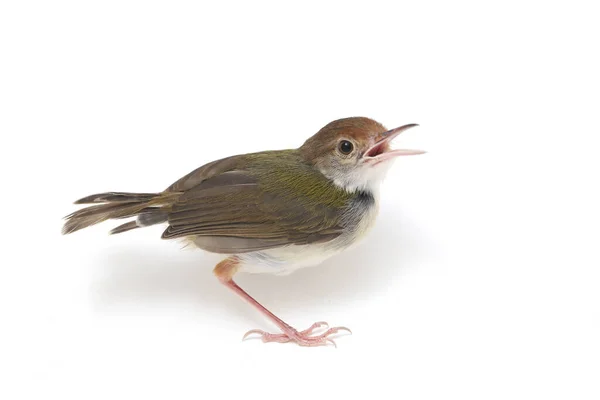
[{"left": 214, "top": 257, "right": 351, "bottom": 347}]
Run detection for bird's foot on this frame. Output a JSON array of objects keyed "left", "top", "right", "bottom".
[{"left": 243, "top": 321, "right": 351, "bottom": 347}]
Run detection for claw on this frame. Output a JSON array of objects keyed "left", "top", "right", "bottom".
[
  {"left": 242, "top": 329, "right": 266, "bottom": 340},
  {"left": 310, "top": 326, "right": 352, "bottom": 341},
  {"left": 337, "top": 327, "right": 352, "bottom": 335}
]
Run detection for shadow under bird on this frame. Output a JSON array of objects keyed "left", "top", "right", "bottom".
[{"left": 63, "top": 117, "right": 424, "bottom": 347}]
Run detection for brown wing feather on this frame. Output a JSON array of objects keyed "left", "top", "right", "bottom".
[
  {"left": 161, "top": 161, "right": 345, "bottom": 253},
  {"left": 165, "top": 156, "right": 243, "bottom": 192}
]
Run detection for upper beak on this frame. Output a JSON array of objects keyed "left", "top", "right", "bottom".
[{"left": 364, "top": 123, "right": 426, "bottom": 159}]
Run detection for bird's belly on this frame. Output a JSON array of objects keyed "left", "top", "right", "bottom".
[
  {"left": 237, "top": 244, "right": 343, "bottom": 275},
  {"left": 237, "top": 195, "right": 379, "bottom": 276}
]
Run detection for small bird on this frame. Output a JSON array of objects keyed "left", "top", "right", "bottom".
[{"left": 63, "top": 117, "right": 424, "bottom": 347}]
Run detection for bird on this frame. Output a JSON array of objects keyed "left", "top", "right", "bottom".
[{"left": 62, "top": 117, "right": 424, "bottom": 347}]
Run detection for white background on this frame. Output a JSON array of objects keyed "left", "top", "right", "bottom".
[{"left": 1, "top": 1, "right": 599, "bottom": 399}]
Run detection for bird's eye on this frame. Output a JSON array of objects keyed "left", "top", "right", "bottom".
[{"left": 338, "top": 140, "right": 354, "bottom": 155}]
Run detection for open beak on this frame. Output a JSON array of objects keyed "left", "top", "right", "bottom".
[{"left": 364, "top": 123, "right": 425, "bottom": 162}]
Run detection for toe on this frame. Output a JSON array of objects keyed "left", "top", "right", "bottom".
[{"left": 300, "top": 321, "right": 329, "bottom": 336}]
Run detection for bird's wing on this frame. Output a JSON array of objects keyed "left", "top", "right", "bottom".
[
  {"left": 165, "top": 155, "right": 243, "bottom": 192},
  {"left": 161, "top": 155, "right": 346, "bottom": 254}
]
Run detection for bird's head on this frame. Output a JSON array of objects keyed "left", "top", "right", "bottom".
[{"left": 299, "top": 117, "right": 424, "bottom": 193}]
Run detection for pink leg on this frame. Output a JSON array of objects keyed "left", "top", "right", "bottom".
[{"left": 214, "top": 257, "right": 351, "bottom": 347}]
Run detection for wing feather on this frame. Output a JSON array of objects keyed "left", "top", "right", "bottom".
[{"left": 161, "top": 155, "right": 346, "bottom": 253}]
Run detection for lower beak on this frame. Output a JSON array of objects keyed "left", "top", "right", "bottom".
[{"left": 364, "top": 124, "right": 426, "bottom": 160}]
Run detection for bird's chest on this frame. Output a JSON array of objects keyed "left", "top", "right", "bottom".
[{"left": 238, "top": 191, "right": 379, "bottom": 275}]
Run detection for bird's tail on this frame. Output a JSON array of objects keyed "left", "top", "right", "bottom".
[{"left": 62, "top": 191, "right": 180, "bottom": 235}]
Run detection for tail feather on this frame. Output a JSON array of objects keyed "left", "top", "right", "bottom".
[
  {"left": 108, "top": 208, "right": 170, "bottom": 235},
  {"left": 75, "top": 192, "right": 159, "bottom": 204},
  {"left": 109, "top": 221, "right": 139, "bottom": 235},
  {"left": 62, "top": 191, "right": 179, "bottom": 235}
]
